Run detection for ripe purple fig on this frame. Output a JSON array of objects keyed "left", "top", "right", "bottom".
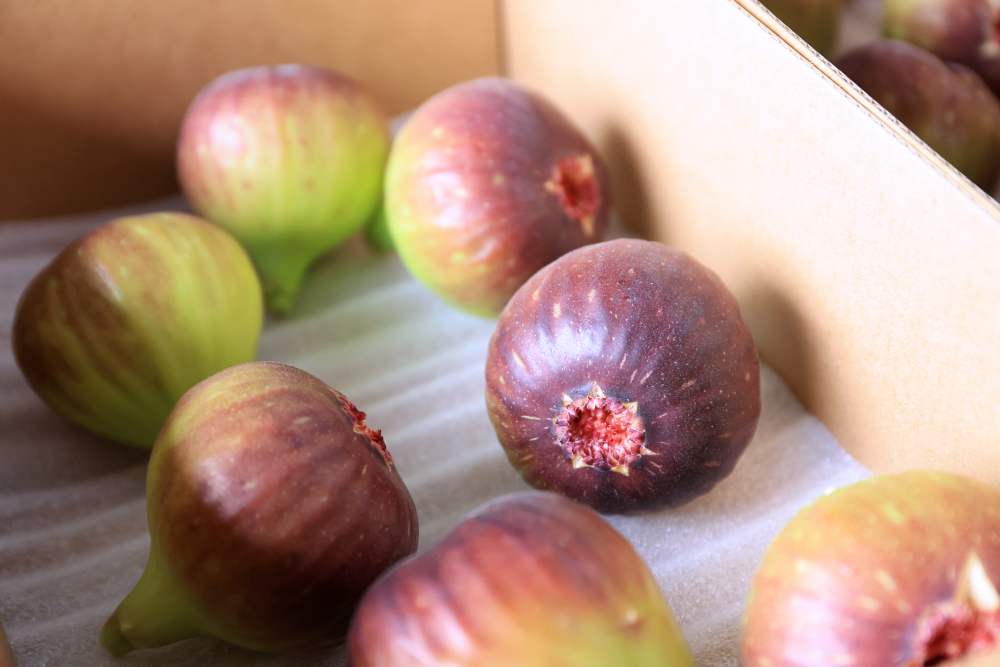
[
  {"left": 348, "top": 491, "right": 693, "bottom": 667},
  {"left": 385, "top": 77, "right": 612, "bottom": 316},
  {"left": 485, "top": 239, "right": 760, "bottom": 513},
  {"left": 178, "top": 64, "right": 390, "bottom": 313},
  {"left": 13, "top": 212, "right": 262, "bottom": 448},
  {"left": 762, "top": 0, "right": 845, "bottom": 55},
  {"left": 837, "top": 40, "right": 1000, "bottom": 189},
  {"left": 743, "top": 471, "right": 1000, "bottom": 666},
  {"left": 100, "top": 362, "right": 418, "bottom": 655}
]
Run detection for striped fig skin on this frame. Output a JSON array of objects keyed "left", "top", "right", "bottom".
[
  {"left": 485, "top": 239, "right": 761, "bottom": 513},
  {"left": 743, "top": 471, "right": 1000, "bottom": 667},
  {"left": 761, "top": 0, "right": 844, "bottom": 55},
  {"left": 178, "top": 64, "right": 390, "bottom": 312},
  {"left": 12, "top": 212, "right": 261, "bottom": 448},
  {"left": 101, "top": 362, "right": 418, "bottom": 655},
  {"left": 347, "top": 491, "right": 693, "bottom": 667},
  {"left": 386, "top": 77, "right": 612, "bottom": 316}
]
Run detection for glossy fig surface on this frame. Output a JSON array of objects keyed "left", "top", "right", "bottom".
[
  {"left": 13, "top": 212, "right": 262, "bottom": 448},
  {"left": 100, "top": 362, "right": 418, "bottom": 655},
  {"left": 348, "top": 491, "right": 693, "bottom": 667},
  {"left": 486, "top": 239, "right": 760, "bottom": 513},
  {"left": 762, "top": 0, "right": 844, "bottom": 55},
  {"left": 386, "top": 77, "right": 612, "bottom": 316}
]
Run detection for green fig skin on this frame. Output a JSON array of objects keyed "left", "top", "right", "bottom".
[
  {"left": 761, "top": 0, "right": 844, "bottom": 55},
  {"left": 177, "top": 65, "right": 390, "bottom": 313},
  {"left": 101, "top": 362, "right": 418, "bottom": 656},
  {"left": 348, "top": 492, "right": 693, "bottom": 667},
  {"left": 837, "top": 40, "right": 1000, "bottom": 189},
  {"left": 364, "top": 203, "right": 395, "bottom": 253},
  {"left": 12, "top": 212, "right": 262, "bottom": 449}
]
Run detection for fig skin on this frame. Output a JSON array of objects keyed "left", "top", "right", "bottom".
[
  {"left": 743, "top": 471, "right": 1000, "bottom": 667},
  {"left": 385, "top": 77, "right": 612, "bottom": 317},
  {"left": 178, "top": 64, "right": 390, "bottom": 313},
  {"left": 762, "top": 0, "right": 845, "bottom": 55},
  {"left": 836, "top": 40, "right": 1000, "bottom": 189},
  {"left": 347, "top": 491, "right": 694, "bottom": 667},
  {"left": 485, "top": 239, "right": 761, "bottom": 513},
  {"left": 12, "top": 212, "right": 262, "bottom": 449},
  {"left": 100, "top": 362, "right": 418, "bottom": 655}
]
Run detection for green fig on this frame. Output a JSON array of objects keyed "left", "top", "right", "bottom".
[
  {"left": 12, "top": 212, "right": 261, "bottom": 448},
  {"left": 761, "top": 0, "right": 844, "bottom": 56},
  {"left": 364, "top": 202, "right": 395, "bottom": 253},
  {"left": 177, "top": 64, "right": 390, "bottom": 313},
  {"left": 101, "top": 362, "right": 418, "bottom": 656},
  {"left": 837, "top": 40, "right": 1000, "bottom": 189}
]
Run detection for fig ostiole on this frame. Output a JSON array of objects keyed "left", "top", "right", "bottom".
[
  {"left": 385, "top": 77, "right": 612, "bottom": 316},
  {"left": 347, "top": 491, "right": 694, "bottom": 667},
  {"left": 485, "top": 239, "right": 761, "bottom": 513},
  {"left": 761, "top": 0, "right": 845, "bottom": 55},
  {"left": 742, "top": 471, "right": 1000, "bottom": 667},
  {"left": 178, "top": 64, "right": 390, "bottom": 313},
  {"left": 100, "top": 362, "right": 418, "bottom": 655},
  {"left": 13, "top": 212, "right": 262, "bottom": 449}
]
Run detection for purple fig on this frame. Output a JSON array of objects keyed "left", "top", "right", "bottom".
[
  {"left": 100, "top": 362, "right": 418, "bottom": 655},
  {"left": 762, "top": 0, "right": 845, "bottom": 55}
]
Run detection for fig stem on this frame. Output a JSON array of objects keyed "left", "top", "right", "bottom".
[{"left": 254, "top": 252, "right": 311, "bottom": 314}]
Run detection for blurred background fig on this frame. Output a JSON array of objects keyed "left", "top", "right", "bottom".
[
  {"left": 761, "top": 0, "right": 845, "bottom": 55},
  {"left": 743, "top": 471, "right": 1000, "bottom": 666},
  {"left": 12, "top": 212, "right": 261, "bottom": 449},
  {"left": 101, "top": 362, "right": 418, "bottom": 655},
  {"left": 486, "top": 239, "right": 760, "bottom": 513},
  {"left": 385, "top": 77, "right": 612, "bottom": 316},
  {"left": 178, "top": 64, "right": 390, "bottom": 313},
  {"left": 364, "top": 203, "right": 395, "bottom": 253},
  {"left": 837, "top": 39, "right": 1000, "bottom": 189},
  {"left": 348, "top": 491, "right": 693, "bottom": 667}
]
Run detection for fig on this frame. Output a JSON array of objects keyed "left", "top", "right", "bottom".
[
  {"left": 742, "top": 471, "right": 1000, "bottom": 667},
  {"left": 364, "top": 203, "right": 394, "bottom": 253},
  {"left": 385, "top": 77, "right": 612, "bottom": 316},
  {"left": 761, "top": 0, "right": 845, "bottom": 55},
  {"left": 836, "top": 40, "right": 1000, "bottom": 189},
  {"left": 485, "top": 239, "right": 760, "bottom": 513},
  {"left": 178, "top": 64, "right": 390, "bottom": 312},
  {"left": 100, "top": 362, "right": 418, "bottom": 655},
  {"left": 12, "top": 212, "right": 261, "bottom": 449},
  {"left": 884, "top": 0, "right": 1000, "bottom": 97},
  {"left": 347, "top": 491, "right": 693, "bottom": 667}
]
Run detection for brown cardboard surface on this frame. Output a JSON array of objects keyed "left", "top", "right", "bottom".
[
  {"left": 502, "top": 1, "right": 1000, "bottom": 482},
  {"left": 0, "top": 0, "right": 499, "bottom": 220}
]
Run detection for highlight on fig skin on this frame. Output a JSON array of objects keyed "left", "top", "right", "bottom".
[
  {"left": 742, "top": 471, "right": 1000, "bottom": 667},
  {"left": 486, "top": 239, "right": 761, "bottom": 513}
]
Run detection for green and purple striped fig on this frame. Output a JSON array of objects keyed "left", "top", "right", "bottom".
[
  {"left": 761, "top": 0, "right": 844, "bottom": 55},
  {"left": 100, "top": 362, "right": 418, "bottom": 656},
  {"left": 837, "top": 40, "right": 1000, "bottom": 189},
  {"left": 348, "top": 491, "right": 693, "bottom": 667},
  {"left": 743, "top": 471, "right": 1000, "bottom": 667},
  {"left": 385, "top": 77, "right": 612, "bottom": 316},
  {"left": 13, "top": 212, "right": 261, "bottom": 449},
  {"left": 178, "top": 64, "right": 390, "bottom": 313}
]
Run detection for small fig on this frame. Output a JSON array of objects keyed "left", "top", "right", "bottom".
[
  {"left": 178, "top": 64, "right": 390, "bottom": 312},
  {"left": 13, "top": 212, "right": 261, "bottom": 449},
  {"left": 743, "top": 471, "right": 1000, "bottom": 667},
  {"left": 761, "top": 0, "right": 845, "bottom": 55},
  {"left": 836, "top": 40, "right": 1000, "bottom": 189},
  {"left": 348, "top": 491, "right": 693, "bottom": 667},
  {"left": 385, "top": 77, "right": 612, "bottom": 316},
  {"left": 100, "top": 362, "right": 418, "bottom": 655},
  {"left": 485, "top": 239, "right": 760, "bottom": 513}
]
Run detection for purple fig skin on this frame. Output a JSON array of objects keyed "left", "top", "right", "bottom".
[
  {"left": 837, "top": 40, "right": 1000, "bottom": 189},
  {"left": 485, "top": 239, "right": 761, "bottom": 513},
  {"left": 386, "top": 77, "right": 612, "bottom": 316}
]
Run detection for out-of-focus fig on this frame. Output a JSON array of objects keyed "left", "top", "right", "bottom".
[
  {"left": 13, "top": 212, "right": 261, "bottom": 449},
  {"left": 100, "top": 362, "right": 418, "bottom": 655},
  {"left": 762, "top": 0, "right": 845, "bottom": 55},
  {"left": 178, "top": 64, "right": 390, "bottom": 312},
  {"left": 364, "top": 203, "right": 394, "bottom": 253}
]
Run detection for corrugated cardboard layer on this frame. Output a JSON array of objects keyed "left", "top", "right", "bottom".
[{"left": 502, "top": 0, "right": 1000, "bottom": 482}]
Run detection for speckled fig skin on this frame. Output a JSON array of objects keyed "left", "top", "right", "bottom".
[
  {"left": 743, "top": 471, "right": 1000, "bottom": 667},
  {"left": 485, "top": 239, "right": 761, "bottom": 513},
  {"left": 386, "top": 77, "right": 612, "bottom": 316},
  {"left": 348, "top": 491, "right": 693, "bottom": 667},
  {"left": 837, "top": 40, "right": 1000, "bottom": 189},
  {"left": 100, "top": 362, "right": 418, "bottom": 655},
  {"left": 762, "top": 0, "right": 844, "bottom": 55},
  {"left": 13, "top": 212, "right": 262, "bottom": 448}
]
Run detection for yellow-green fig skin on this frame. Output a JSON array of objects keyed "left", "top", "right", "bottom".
[
  {"left": 761, "top": 0, "right": 844, "bottom": 55},
  {"left": 177, "top": 64, "right": 390, "bottom": 313},
  {"left": 743, "top": 471, "right": 1000, "bottom": 667},
  {"left": 348, "top": 491, "right": 693, "bottom": 667},
  {"left": 12, "top": 212, "right": 262, "bottom": 448},
  {"left": 101, "top": 362, "right": 418, "bottom": 656}
]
